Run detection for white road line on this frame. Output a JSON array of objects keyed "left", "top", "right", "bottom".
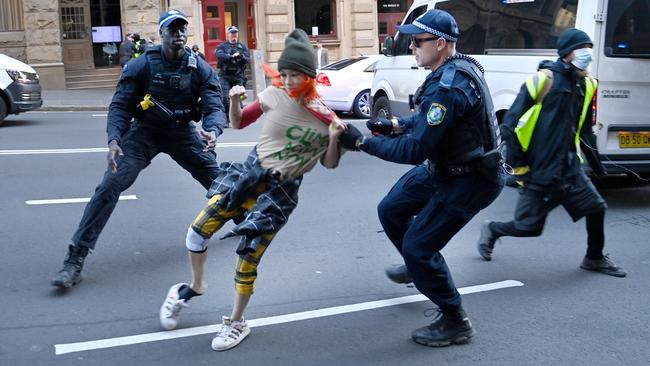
[
  {"left": 54, "top": 279, "right": 523, "bottom": 355},
  {"left": 26, "top": 195, "right": 137, "bottom": 205},
  {"left": 0, "top": 142, "right": 256, "bottom": 156},
  {"left": 92, "top": 114, "right": 107, "bottom": 117}
]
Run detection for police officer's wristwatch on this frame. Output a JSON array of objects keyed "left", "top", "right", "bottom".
[
  {"left": 391, "top": 118, "right": 404, "bottom": 134},
  {"left": 355, "top": 136, "right": 366, "bottom": 149}
]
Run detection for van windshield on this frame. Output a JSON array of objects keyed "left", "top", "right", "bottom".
[
  {"left": 435, "top": 0, "right": 578, "bottom": 54},
  {"left": 604, "top": 0, "right": 650, "bottom": 58}
]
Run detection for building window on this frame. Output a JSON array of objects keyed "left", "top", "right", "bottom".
[
  {"left": 295, "top": 0, "right": 336, "bottom": 38},
  {"left": 0, "top": 0, "right": 24, "bottom": 31},
  {"left": 61, "top": 7, "right": 88, "bottom": 40}
]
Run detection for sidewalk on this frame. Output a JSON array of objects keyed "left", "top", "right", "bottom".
[{"left": 40, "top": 89, "right": 255, "bottom": 111}]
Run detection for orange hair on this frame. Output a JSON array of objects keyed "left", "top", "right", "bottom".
[{"left": 262, "top": 63, "right": 320, "bottom": 102}]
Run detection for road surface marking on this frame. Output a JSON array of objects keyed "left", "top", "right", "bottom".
[
  {"left": 92, "top": 114, "right": 107, "bottom": 117},
  {"left": 54, "top": 279, "right": 523, "bottom": 355},
  {"left": 26, "top": 195, "right": 137, "bottom": 205},
  {"left": 0, "top": 142, "right": 256, "bottom": 156}
]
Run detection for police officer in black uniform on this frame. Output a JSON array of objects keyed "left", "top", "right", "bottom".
[
  {"left": 340, "top": 10, "right": 504, "bottom": 346},
  {"left": 51, "top": 10, "right": 228, "bottom": 289},
  {"left": 216, "top": 26, "right": 250, "bottom": 117}
]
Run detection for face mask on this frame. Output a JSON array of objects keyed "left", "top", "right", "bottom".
[{"left": 571, "top": 47, "right": 593, "bottom": 70}]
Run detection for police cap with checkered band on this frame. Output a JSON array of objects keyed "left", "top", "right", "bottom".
[{"left": 396, "top": 9, "right": 460, "bottom": 42}]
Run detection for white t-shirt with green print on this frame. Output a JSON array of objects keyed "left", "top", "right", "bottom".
[{"left": 256, "top": 86, "right": 336, "bottom": 180}]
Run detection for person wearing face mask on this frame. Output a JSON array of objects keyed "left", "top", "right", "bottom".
[
  {"left": 338, "top": 9, "right": 504, "bottom": 347},
  {"left": 476, "top": 28, "right": 626, "bottom": 278}
]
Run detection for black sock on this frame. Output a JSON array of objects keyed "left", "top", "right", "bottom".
[
  {"left": 178, "top": 285, "right": 202, "bottom": 301},
  {"left": 585, "top": 211, "right": 605, "bottom": 260}
]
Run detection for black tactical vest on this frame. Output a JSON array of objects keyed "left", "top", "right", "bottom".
[
  {"left": 420, "top": 55, "right": 500, "bottom": 165},
  {"left": 145, "top": 46, "right": 197, "bottom": 110}
]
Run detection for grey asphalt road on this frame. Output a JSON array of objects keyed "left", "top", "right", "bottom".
[{"left": 1, "top": 112, "right": 649, "bottom": 366}]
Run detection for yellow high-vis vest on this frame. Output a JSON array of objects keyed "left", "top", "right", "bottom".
[{"left": 515, "top": 70, "right": 597, "bottom": 163}]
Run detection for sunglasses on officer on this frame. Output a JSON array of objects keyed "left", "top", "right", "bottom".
[{"left": 410, "top": 35, "right": 440, "bottom": 48}]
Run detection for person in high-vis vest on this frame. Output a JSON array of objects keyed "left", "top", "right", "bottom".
[{"left": 476, "top": 28, "right": 626, "bottom": 278}]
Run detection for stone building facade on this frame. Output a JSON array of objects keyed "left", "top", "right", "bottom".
[{"left": 0, "top": 0, "right": 378, "bottom": 90}]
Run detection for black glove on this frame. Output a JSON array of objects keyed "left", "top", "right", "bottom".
[
  {"left": 340, "top": 124, "right": 364, "bottom": 151},
  {"left": 366, "top": 117, "right": 393, "bottom": 136}
]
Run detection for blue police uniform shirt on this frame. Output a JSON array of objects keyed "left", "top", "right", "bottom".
[
  {"left": 362, "top": 60, "right": 481, "bottom": 164},
  {"left": 107, "top": 47, "right": 227, "bottom": 144},
  {"left": 216, "top": 41, "right": 250, "bottom": 78}
]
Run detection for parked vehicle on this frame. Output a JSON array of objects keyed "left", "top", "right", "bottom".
[
  {"left": 371, "top": 0, "right": 650, "bottom": 177},
  {"left": 316, "top": 55, "right": 383, "bottom": 118},
  {"left": 0, "top": 54, "right": 42, "bottom": 125}
]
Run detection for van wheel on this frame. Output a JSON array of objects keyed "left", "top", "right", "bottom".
[
  {"left": 372, "top": 96, "right": 391, "bottom": 119},
  {"left": 352, "top": 89, "right": 371, "bottom": 119},
  {"left": 0, "top": 98, "right": 7, "bottom": 126}
]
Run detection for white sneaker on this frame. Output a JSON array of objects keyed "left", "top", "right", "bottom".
[
  {"left": 211, "top": 316, "right": 251, "bottom": 351},
  {"left": 159, "top": 283, "right": 188, "bottom": 330}
]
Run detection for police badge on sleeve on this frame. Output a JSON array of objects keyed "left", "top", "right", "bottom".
[{"left": 427, "top": 103, "right": 447, "bottom": 126}]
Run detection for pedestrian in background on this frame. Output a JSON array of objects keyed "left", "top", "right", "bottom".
[
  {"left": 476, "top": 28, "right": 626, "bottom": 278},
  {"left": 192, "top": 44, "right": 206, "bottom": 60},
  {"left": 339, "top": 9, "right": 504, "bottom": 347},
  {"left": 145, "top": 36, "right": 156, "bottom": 50},
  {"left": 51, "top": 10, "right": 228, "bottom": 290},
  {"left": 131, "top": 33, "right": 144, "bottom": 59},
  {"left": 118, "top": 33, "right": 134, "bottom": 66},
  {"left": 158, "top": 29, "right": 346, "bottom": 351},
  {"left": 315, "top": 39, "right": 329, "bottom": 69},
  {"left": 216, "top": 26, "right": 250, "bottom": 118}
]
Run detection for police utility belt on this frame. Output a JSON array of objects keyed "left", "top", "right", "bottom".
[
  {"left": 428, "top": 148, "right": 502, "bottom": 181},
  {"left": 136, "top": 94, "right": 199, "bottom": 126}
]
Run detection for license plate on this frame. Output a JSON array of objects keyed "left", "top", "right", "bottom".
[{"left": 618, "top": 132, "right": 650, "bottom": 148}]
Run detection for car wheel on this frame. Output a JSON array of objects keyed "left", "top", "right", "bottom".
[
  {"left": 0, "top": 97, "right": 7, "bottom": 126},
  {"left": 352, "top": 89, "right": 371, "bottom": 119},
  {"left": 372, "top": 95, "right": 391, "bottom": 119}
]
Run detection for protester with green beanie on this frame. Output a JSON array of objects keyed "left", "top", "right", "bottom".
[{"left": 159, "top": 28, "right": 347, "bottom": 351}]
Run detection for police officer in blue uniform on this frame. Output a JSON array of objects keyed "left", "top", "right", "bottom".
[
  {"left": 216, "top": 26, "right": 250, "bottom": 118},
  {"left": 340, "top": 9, "right": 504, "bottom": 346},
  {"left": 51, "top": 10, "right": 228, "bottom": 289}
]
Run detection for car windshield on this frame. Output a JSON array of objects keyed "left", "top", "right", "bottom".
[{"left": 320, "top": 57, "right": 368, "bottom": 70}]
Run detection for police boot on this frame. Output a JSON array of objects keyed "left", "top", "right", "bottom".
[
  {"left": 411, "top": 307, "right": 475, "bottom": 347},
  {"left": 477, "top": 221, "right": 497, "bottom": 261},
  {"left": 51, "top": 245, "right": 89, "bottom": 288},
  {"left": 385, "top": 264, "right": 412, "bottom": 284}
]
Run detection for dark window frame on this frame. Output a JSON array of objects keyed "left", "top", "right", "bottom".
[
  {"left": 604, "top": 0, "right": 650, "bottom": 58},
  {"left": 294, "top": 0, "right": 338, "bottom": 40}
]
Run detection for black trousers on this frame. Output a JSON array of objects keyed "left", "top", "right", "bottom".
[
  {"left": 218, "top": 75, "right": 244, "bottom": 118},
  {"left": 378, "top": 166, "right": 504, "bottom": 311},
  {"left": 490, "top": 171, "right": 607, "bottom": 259},
  {"left": 71, "top": 122, "right": 221, "bottom": 249}
]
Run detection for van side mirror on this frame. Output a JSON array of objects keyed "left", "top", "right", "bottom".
[{"left": 383, "top": 36, "right": 394, "bottom": 56}]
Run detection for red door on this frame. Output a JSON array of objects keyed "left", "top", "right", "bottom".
[
  {"left": 378, "top": 12, "right": 406, "bottom": 45},
  {"left": 202, "top": 0, "right": 225, "bottom": 66},
  {"left": 245, "top": 0, "right": 256, "bottom": 49}
]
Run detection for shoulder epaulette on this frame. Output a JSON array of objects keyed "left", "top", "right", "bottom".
[{"left": 440, "top": 64, "right": 456, "bottom": 90}]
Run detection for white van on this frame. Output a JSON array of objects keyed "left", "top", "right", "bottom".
[
  {"left": 371, "top": 0, "right": 650, "bottom": 177},
  {"left": 0, "top": 54, "right": 43, "bottom": 125}
]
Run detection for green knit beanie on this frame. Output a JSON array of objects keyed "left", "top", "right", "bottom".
[{"left": 278, "top": 29, "right": 317, "bottom": 78}]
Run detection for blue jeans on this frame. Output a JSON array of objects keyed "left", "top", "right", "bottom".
[
  {"left": 377, "top": 165, "right": 504, "bottom": 310},
  {"left": 71, "top": 122, "right": 221, "bottom": 249}
]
